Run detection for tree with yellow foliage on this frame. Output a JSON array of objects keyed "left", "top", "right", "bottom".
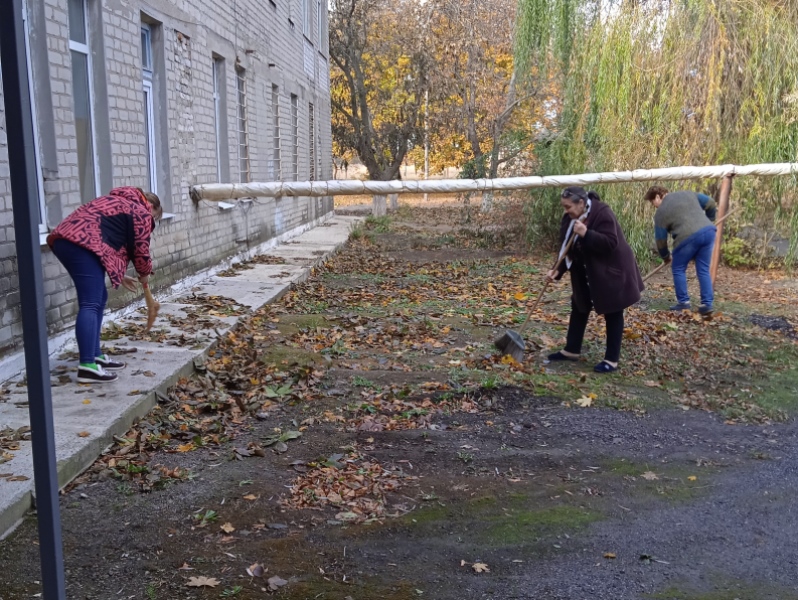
[{"left": 329, "top": 0, "right": 432, "bottom": 181}]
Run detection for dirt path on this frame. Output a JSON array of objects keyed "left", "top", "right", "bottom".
[{"left": 2, "top": 202, "right": 798, "bottom": 600}]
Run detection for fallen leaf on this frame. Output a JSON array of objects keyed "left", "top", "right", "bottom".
[
  {"left": 687, "top": 475, "right": 697, "bottom": 481},
  {"left": 641, "top": 471, "right": 659, "bottom": 481},
  {"left": 242, "top": 494, "right": 258, "bottom": 501},
  {"left": 246, "top": 563, "right": 265, "bottom": 578},
  {"left": 267, "top": 575, "right": 288, "bottom": 591},
  {"left": 177, "top": 562, "right": 194, "bottom": 571},
  {"left": 186, "top": 576, "right": 220, "bottom": 588},
  {"left": 82, "top": 399, "right": 91, "bottom": 405},
  {"left": 176, "top": 443, "right": 194, "bottom": 453},
  {"left": 77, "top": 431, "right": 90, "bottom": 438},
  {"left": 220, "top": 522, "right": 235, "bottom": 534},
  {"left": 7, "top": 475, "right": 29, "bottom": 482},
  {"left": 472, "top": 562, "right": 490, "bottom": 573},
  {"left": 575, "top": 396, "right": 593, "bottom": 408},
  {"left": 604, "top": 552, "right": 617, "bottom": 559}
]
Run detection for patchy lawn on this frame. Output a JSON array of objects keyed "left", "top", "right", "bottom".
[{"left": 2, "top": 200, "right": 798, "bottom": 600}]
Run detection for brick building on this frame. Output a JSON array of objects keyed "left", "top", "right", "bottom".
[{"left": 0, "top": 0, "right": 333, "bottom": 360}]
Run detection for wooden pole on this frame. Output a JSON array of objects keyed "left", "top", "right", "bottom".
[{"left": 709, "top": 175, "right": 734, "bottom": 283}]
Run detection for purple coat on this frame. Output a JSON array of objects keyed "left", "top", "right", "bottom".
[{"left": 555, "top": 200, "right": 644, "bottom": 315}]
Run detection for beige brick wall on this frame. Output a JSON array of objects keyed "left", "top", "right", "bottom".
[{"left": 0, "top": 0, "right": 333, "bottom": 358}]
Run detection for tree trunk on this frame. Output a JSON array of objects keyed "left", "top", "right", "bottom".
[
  {"left": 480, "top": 191, "right": 494, "bottom": 213},
  {"left": 389, "top": 193, "right": 399, "bottom": 210},
  {"left": 373, "top": 194, "right": 387, "bottom": 217}
]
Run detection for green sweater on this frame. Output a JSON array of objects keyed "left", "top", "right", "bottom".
[{"left": 654, "top": 191, "right": 716, "bottom": 259}]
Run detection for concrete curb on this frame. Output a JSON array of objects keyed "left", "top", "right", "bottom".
[{"left": 0, "top": 214, "right": 361, "bottom": 539}]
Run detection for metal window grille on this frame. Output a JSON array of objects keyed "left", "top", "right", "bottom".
[
  {"left": 291, "top": 94, "right": 298, "bottom": 181},
  {"left": 272, "top": 84, "right": 281, "bottom": 180},
  {"left": 236, "top": 67, "right": 250, "bottom": 183},
  {"left": 308, "top": 103, "right": 315, "bottom": 181},
  {"left": 213, "top": 57, "right": 225, "bottom": 181}
]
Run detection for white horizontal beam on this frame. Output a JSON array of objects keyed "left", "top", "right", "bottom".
[{"left": 190, "top": 162, "right": 798, "bottom": 201}]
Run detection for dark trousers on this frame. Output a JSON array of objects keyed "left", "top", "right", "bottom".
[
  {"left": 563, "top": 300, "right": 624, "bottom": 363},
  {"left": 51, "top": 239, "right": 107, "bottom": 364}
]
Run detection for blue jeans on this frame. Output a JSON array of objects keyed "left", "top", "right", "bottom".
[
  {"left": 51, "top": 239, "right": 107, "bottom": 364},
  {"left": 671, "top": 226, "right": 716, "bottom": 308}
]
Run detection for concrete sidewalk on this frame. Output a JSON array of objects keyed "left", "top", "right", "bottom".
[{"left": 0, "top": 214, "right": 360, "bottom": 538}]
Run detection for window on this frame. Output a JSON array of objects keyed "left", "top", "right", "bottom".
[
  {"left": 212, "top": 57, "right": 225, "bottom": 181},
  {"left": 316, "top": 0, "right": 325, "bottom": 53},
  {"left": 68, "top": 0, "right": 99, "bottom": 204},
  {"left": 290, "top": 94, "right": 298, "bottom": 181},
  {"left": 271, "top": 85, "right": 281, "bottom": 180},
  {"left": 303, "top": 0, "right": 312, "bottom": 38},
  {"left": 141, "top": 24, "right": 157, "bottom": 195},
  {"left": 236, "top": 67, "right": 250, "bottom": 183},
  {"left": 21, "top": 0, "right": 47, "bottom": 231},
  {"left": 308, "top": 103, "right": 315, "bottom": 181}
]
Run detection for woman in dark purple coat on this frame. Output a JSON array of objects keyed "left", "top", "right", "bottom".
[{"left": 545, "top": 187, "right": 644, "bottom": 373}]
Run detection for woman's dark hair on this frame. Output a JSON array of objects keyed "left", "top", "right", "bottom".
[
  {"left": 137, "top": 188, "right": 163, "bottom": 220},
  {"left": 562, "top": 186, "right": 600, "bottom": 204},
  {"left": 644, "top": 185, "right": 668, "bottom": 202}
]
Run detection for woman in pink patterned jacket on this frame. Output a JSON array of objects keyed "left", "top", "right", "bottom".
[{"left": 47, "top": 187, "right": 162, "bottom": 383}]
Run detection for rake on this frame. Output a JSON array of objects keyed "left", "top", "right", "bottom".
[{"left": 494, "top": 231, "right": 579, "bottom": 362}]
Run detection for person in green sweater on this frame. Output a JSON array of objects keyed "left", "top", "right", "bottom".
[{"left": 644, "top": 186, "right": 717, "bottom": 315}]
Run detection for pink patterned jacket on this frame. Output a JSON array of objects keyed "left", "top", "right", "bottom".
[{"left": 47, "top": 187, "right": 155, "bottom": 288}]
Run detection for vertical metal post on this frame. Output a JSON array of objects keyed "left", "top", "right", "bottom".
[
  {"left": 423, "top": 89, "right": 429, "bottom": 202},
  {"left": 709, "top": 175, "right": 733, "bottom": 284},
  {"left": 0, "top": 0, "right": 67, "bottom": 598}
]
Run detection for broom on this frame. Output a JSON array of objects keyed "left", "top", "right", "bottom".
[
  {"left": 143, "top": 283, "right": 160, "bottom": 331},
  {"left": 494, "top": 230, "right": 579, "bottom": 362}
]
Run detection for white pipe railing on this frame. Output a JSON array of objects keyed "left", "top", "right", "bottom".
[{"left": 190, "top": 162, "right": 798, "bottom": 203}]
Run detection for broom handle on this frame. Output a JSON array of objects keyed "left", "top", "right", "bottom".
[
  {"left": 517, "top": 231, "right": 578, "bottom": 334},
  {"left": 642, "top": 207, "right": 738, "bottom": 282}
]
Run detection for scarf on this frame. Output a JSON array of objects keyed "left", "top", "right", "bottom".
[{"left": 559, "top": 198, "right": 591, "bottom": 270}]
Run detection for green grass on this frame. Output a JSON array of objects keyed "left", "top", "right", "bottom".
[
  {"left": 481, "top": 505, "right": 600, "bottom": 546},
  {"left": 648, "top": 582, "right": 798, "bottom": 600}
]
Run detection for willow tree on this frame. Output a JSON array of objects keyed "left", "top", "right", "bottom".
[{"left": 515, "top": 0, "right": 798, "bottom": 264}]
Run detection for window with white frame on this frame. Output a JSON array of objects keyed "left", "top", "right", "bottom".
[
  {"left": 303, "top": 0, "right": 312, "bottom": 38},
  {"left": 290, "top": 94, "right": 298, "bottom": 181},
  {"left": 68, "top": 0, "right": 99, "bottom": 204},
  {"left": 141, "top": 24, "right": 158, "bottom": 195},
  {"left": 19, "top": 0, "right": 47, "bottom": 231},
  {"left": 271, "top": 84, "right": 281, "bottom": 180},
  {"left": 236, "top": 67, "right": 250, "bottom": 183},
  {"left": 212, "top": 57, "right": 225, "bottom": 181},
  {"left": 308, "top": 103, "right": 315, "bottom": 181},
  {"left": 316, "top": 0, "right": 325, "bottom": 53}
]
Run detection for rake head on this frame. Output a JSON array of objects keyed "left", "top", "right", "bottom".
[{"left": 494, "top": 329, "right": 526, "bottom": 363}]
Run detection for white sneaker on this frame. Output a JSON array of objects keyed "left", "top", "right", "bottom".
[{"left": 77, "top": 364, "right": 119, "bottom": 384}]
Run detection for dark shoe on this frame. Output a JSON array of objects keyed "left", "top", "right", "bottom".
[
  {"left": 96, "top": 354, "right": 126, "bottom": 370},
  {"left": 670, "top": 303, "right": 692, "bottom": 312},
  {"left": 77, "top": 365, "right": 118, "bottom": 384},
  {"left": 593, "top": 361, "right": 618, "bottom": 374},
  {"left": 698, "top": 305, "right": 713, "bottom": 316},
  {"left": 547, "top": 351, "right": 579, "bottom": 362}
]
